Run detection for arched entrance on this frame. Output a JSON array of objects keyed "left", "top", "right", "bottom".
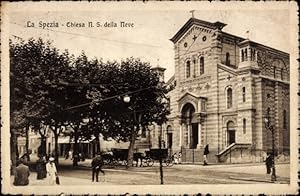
[
  {"left": 227, "top": 121, "right": 236, "bottom": 145},
  {"left": 166, "top": 125, "right": 173, "bottom": 149},
  {"left": 181, "top": 103, "right": 198, "bottom": 149}
]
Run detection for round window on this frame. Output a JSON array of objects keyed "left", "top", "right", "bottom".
[
  {"left": 202, "top": 36, "right": 207, "bottom": 41},
  {"left": 184, "top": 42, "right": 188, "bottom": 48}
]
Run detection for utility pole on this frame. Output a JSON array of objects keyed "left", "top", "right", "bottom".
[{"left": 159, "top": 125, "right": 164, "bottom": 184}]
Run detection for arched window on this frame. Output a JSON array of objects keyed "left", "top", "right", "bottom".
[
  {"left": 283, "top": 110, "right": 287, "bottom": 129},
  {"left": 226, "top": 52, "right": 230, "bottom": 66},
  {"left": 199, "top": 57, "right": 204, "bottom": 75},
  {"left": 241, "top": 50, "right": 244, "bottom": 62},
  {"left": 245, "top": 49, "right": 248, "bottom": 61},
  {"left": 242, "top": 87, "right": 246, "bottom": 102},
  {"left": 281, "top": 68, "right": 284, "bottom": 80},
  {"left": 227, "top": 88, "right": 233, "bottom": 109},
  {"left": 273, "top": 66, "right": 276, "bottom": 78},
  {"left": 251, "top": 48, "right": 256, "bottom": 61},
  {"left": 186, "top": 60, "right": 191, "bottom": 78},
  {"left": 243, "top": 118, "right": 246, "bottom": 134}
]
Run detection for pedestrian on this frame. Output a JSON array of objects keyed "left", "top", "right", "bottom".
[
  {"left": 46, "top": 157, "right": 58, "bottom": 185},
  {"left": 13, "top": 159, "right": 30, "bottom": 186},
  {"left": 69, "top": 150, "right": 73, "bottom": 160},
  {"left": 178, "top": 151, "right": 182, "bottom": 164},
  {"left": 173, "top": 153, "right": 178, "bottom": 164},
  {"left": 36, "top": 156, "right": 47, "bottom": 179},
  {"left": 265, "top": 152, "right": 272, "bottom": 174},
  {"left": 91, "top": 153, "right": 105, "bottom": 182},
  {"left": 203, "top": 144, "right": 209, "bottom": 166}
]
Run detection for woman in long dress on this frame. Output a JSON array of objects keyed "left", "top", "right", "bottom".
[{"left": 46, "top": 157, "right": 57, "bottom": 185}]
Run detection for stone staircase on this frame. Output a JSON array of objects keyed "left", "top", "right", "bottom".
[{"left": 216, "top": 143, "right": 252, "bottom": 163}]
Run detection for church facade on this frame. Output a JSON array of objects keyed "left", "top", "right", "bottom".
[{"left": 150, "top": 18, "right": 290, "bottom": 163}]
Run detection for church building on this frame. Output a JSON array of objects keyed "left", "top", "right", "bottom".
[{"left": 150, "top": 17, "right": 290, "bottom": 163}]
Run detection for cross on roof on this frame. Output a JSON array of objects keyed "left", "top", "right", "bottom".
[{"left": 190, "top": 10, "right": 195, "bottom": 18}]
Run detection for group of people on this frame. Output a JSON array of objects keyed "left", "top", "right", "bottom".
[
  {"left": 13, "top": 156, "right": 59, "bottom": 186},
  {"left": 173, "top": 152, "right": 182, "bottom": 164}
]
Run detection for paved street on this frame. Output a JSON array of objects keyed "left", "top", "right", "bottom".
[{"left": 11, "top": 158, "right": 290, "bottom": 185}]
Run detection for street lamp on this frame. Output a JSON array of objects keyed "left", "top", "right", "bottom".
[
  {"left": 123, "top": 95, "right": 130, "bottom": 103},
  {"left": 264, "top": 116, "right": 276, "bottom": 182}
]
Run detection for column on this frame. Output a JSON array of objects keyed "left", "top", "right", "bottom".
[
  {"left": 179, "top": 124, "right": 182, "bottom": 147},
  {"left": 187, "top": 123, "right": 191, "bottom": 148},
  {"left": 197, "top": 123, "right": 202, "bottom": 148}
]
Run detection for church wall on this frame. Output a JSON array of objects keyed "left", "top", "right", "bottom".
[
  {"left": 253, "top": 77, "right": 264, "bottom": 150},
  {"left": 158, "top": 18, "right": 290, "bottom": 163}
]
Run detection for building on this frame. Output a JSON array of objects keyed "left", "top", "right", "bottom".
[{"left": 149, "top": 17, "right": 290, "bottom": 163}]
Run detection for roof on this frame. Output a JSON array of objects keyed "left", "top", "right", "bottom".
[{"left": 170, "top": 17, "right": 227, "bottom": 43}]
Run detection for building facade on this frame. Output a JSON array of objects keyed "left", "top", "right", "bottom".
[{"left": 150, "top": 18, "right": 290, "bottom": 163}]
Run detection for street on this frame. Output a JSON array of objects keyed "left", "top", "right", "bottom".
[{"left": 13, "top": 158, "right": 290, "bottom": 185}]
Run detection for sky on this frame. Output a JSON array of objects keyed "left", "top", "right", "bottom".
[{"left": 7, "top": 2, "right": 295, "bottom": 81}]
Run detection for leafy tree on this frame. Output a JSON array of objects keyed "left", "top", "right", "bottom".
[
  {"left": 88, "top": 58, "right": 170, "bottom": 167},
  {"left": 10, "top": 38, "right": 71, "bottom": 165}
]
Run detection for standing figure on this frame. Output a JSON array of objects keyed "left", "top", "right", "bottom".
[
  {"left": 178, "top": 152, "right": 182, "bottom": 164},
  {"left": 91, "top": 153, "right": 105, "bottom": 182},
  {"left": 46, "top": 157, "right": 58, "bottom": 185},
  {"left": 203, "top": 144, "right": 209, "bottom": 166},
  {"left": 173, "top": 153, "right": 178, "bottom": 164},
  {"left": 36, "top": 156, "right": 47, "bottom": 179},
  {"left": 265, "top": 152, "right": 272, "bottom": 174},
  {"left": 13, "top": 159, "right": 30, "bottom": 186},
  {"left": 69, "top": 150, "right": 73, "bottom": 160}
]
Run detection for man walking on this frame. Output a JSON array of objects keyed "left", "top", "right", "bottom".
[
  {"left": 13, "top": 159, "right": 30, "bottom": 186},
  {"left": 91, "top": 153, "right": 105, "bottom": 182},
  {"left": 265, "top": 152, "right": 272, "bottom": 174},
  {"left": 203, "top": 144, "right": 209, "bottom": 166}
]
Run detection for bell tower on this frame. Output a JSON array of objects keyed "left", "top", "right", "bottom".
[{"left": 152, "top": 61, "right": 166, "bottom": 82}]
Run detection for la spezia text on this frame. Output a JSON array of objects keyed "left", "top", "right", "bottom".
[{"left": 26, "top": 21, "right": 135, "bottom": 28}]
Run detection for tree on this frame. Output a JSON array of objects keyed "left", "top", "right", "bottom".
[
  {"left": 10, "top": 38, "right": 72, "bottom": 165},
  {"left": 88, "top": 57, "right": 170, "bottom": 167}
]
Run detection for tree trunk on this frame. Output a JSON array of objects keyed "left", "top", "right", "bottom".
[
  {"left": 73, "top": 126, "right": 79, "bottom": 167},
  {"left": 25, "top": 125, "right": 30, "bottom": 161},
  {"left": 94, "top": 132, "right": 100, "bottom": 155},
  {"left": 54, "top": 131, "right": 59, "bottom": 165},
  {"left": 127, "top": 127, "right": 137, "bottom": 168},
  {"left": 10, "top": 129, "right": 18, "bottom": 175},
  {"left": 39, "top": 135, "right": 47, "bottom": 158}
]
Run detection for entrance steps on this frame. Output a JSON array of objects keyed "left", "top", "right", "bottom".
[{"left": 216, "top": 143, "right": 252, "bottom": 163}]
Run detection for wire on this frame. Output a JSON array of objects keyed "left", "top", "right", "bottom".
[{"left": 64, "top": 86, "right": 156, "bottom": 111}]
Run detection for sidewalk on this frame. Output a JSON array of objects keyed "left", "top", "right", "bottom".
[{"left": 11, "top": 172, "right": 111, "bottom": 186}]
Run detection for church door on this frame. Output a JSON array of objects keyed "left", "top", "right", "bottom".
[
  {"left": 191, "top": 123, "right": 198, "bottom": 149},
  {"left": 227, "top": 121, "right": 236, "bottom": 145},
  {"left": 228, "top": 130, "right": 235, "bottom": 145}
]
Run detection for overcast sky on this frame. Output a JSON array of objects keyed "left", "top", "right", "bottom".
[{"left": 8, "top": 2, "right": 296, "bottom": 81}]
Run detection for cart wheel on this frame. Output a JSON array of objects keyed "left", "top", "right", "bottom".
[
  {"left": 142, "top": 159, "right": 148, "bottom": 167},
  {"left": 122, "top": 160, "right": 127, "bottom": 166},
  {"left": 113, "top": 159, "right": 119, "bottom": 167},
  {"left": 147, "top": 158, "right": 154, "bottom": 167},
  {"left": 167, "top": 159, "right": 174, "bottom": 167},
  {"left": 163, "top": 159, "right": 169, "bottom": 167}
]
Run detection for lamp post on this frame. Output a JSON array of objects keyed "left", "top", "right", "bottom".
[{"left": 264, "top": 116, "right": 276, "bottom": 182}]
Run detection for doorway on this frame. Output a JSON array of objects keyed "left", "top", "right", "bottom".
[
  {"left": 227, "top": 130, "right": 235, "bottom": 145},
  {"left": 191, "top": 123, "right": 198, "bottom": 149},
  {"left": 227, "top": 121, "right": 236, "bottom": 145},
  {"left": 167, "top": 133, "right": 173, "bottom": 149}
]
